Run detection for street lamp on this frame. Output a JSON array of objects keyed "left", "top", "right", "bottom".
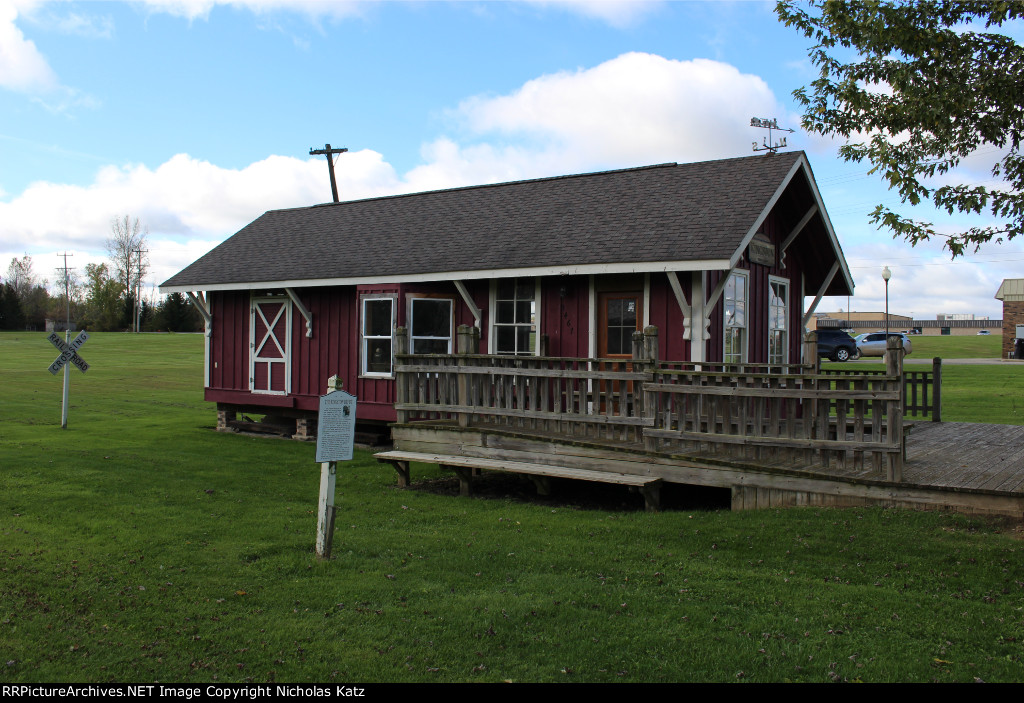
[{"left": 882, "top": 266, "right": 892, "bottom": 337}]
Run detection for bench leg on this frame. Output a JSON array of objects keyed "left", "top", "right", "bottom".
[
  {"left": 527, "top": 475, "right": 552, "bottom": 496},
  {"left": 379, "top": 459, "right": 411, "bottom": 487},
  {"left": 639, "top": 482, "right": 662, "bottom": 513},
  {"left": 449, "top": 466, "right": 474, "bottom": 497}
]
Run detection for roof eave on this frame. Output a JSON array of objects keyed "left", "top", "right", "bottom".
[{"left": 159, "top": 258, "right": 735, "bottom": 295}]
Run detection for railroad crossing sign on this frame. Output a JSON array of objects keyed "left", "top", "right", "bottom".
[{"left": 47, "top": 331, "right": 90, "bottom": 375}]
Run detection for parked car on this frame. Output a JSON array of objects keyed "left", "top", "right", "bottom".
[
  {"left": 855, "top": 332, "right": 913, "bottom": 357},
  {"left": 978, "top": 330, "right": 990, "bottom": 335},
  {"left": 816, "top": 329, "right": 859, "bottom": 362}
]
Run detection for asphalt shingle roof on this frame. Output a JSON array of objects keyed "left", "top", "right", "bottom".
[{"left": 162, "top": 151, "right": 806, "bottom": 290}]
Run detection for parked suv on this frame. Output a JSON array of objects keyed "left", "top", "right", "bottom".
[
  {"left": 855, "top": 332, "right": 913, "bottom": 357},
  {"left": 815, "top": 329, "right": 858, "bottom": 362}
]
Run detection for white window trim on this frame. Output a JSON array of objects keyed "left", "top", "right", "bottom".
[
  {"left": 408, "top": 295, "right": 455, "bottom": 354},
  {"left": 723, "top": 271, "right": 748, "bottom": 364},
  {"left": 360, "top": 294, "right": 397, "bottom": 378},
  {"left": 769, "top": 275, "right": 790, "bottom": 365},
  {"left": 488, "top": 277, "right": 542, "bottom": 356},
  {"left": 250, "top": 295, "right": 292, "bottom": 395}
]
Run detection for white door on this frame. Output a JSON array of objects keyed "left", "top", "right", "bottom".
[{"left": 251, "top": 297, "right": 291, "bottom": 394}]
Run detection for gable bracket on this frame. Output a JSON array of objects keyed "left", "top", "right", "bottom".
[
  {"left": 694, "top": 268, "right": 735, "bottom": 343},
  {"left": 665, "top": 272, "right": 693, "bottom": 341},
  {"left": 453, "top": 280, "right": 482, "bottom": 329},
  {"left": 186, "top": 292, "right": 212, "bottom": 337},
  {"left": 779, "top": 204, "right": 818, "bottom": 268},
  {"left": 801, "top": 261, "right": 840, "bottom": 330},
  {"left": 285, "top": 288, "right": 313, "bottom": 338}
]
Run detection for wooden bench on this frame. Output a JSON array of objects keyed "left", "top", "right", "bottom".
[{"left": 375, "top": 450, "right": 663, "bottom": 512}]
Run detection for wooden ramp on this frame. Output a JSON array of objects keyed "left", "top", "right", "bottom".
[{"left": 378, "top": 421, "right": 1024, "bottom": 518}]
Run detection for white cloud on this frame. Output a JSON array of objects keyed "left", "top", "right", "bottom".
[
  {"left": 0, "top": 150, "right": 404, "bottom": 287},
  {"left": 424, "top": 52, "right": 797, "bottom": 184},
  {"left": 0, "top": 0, "right": 57, "bottom": 92}
]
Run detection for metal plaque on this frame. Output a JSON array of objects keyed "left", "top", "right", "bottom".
[{"left": 315, "top": 390, "right": 357, "bottom": 463}]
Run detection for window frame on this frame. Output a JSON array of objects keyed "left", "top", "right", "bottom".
[
  {"left": 360, "top": 294, "right": 397, "bottom": 378},
  {"left": 408, "top": 295, "right": 456, "bottom": 355},
  {"left": 489, "top": 277, "right": 541, "bottom": 356},
  {"left": 723, "top": 270, "right": 748, "bottom": 365},
  {"left": 768, "top": 276, "right": 789, "bottom": 366}
]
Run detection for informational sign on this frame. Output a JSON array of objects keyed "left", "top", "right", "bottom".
[
  {"left": 747, "top": 239, "right": 777, "bottom": 268},
  {"left": 315, "top": 389, "right": 357, "bottom": 463},
  {"left": 47, "top": 331, "right": 90, "bottom": 375}
]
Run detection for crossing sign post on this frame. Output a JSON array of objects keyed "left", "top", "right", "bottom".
[{"left": 46, "top": 330, "right": 89, "bottom": 428}]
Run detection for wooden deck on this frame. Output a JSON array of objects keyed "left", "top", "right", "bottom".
[
  {"left": 383, "top": 420, "right": 1024, "bottom": 518},
  {"left": 382, "top": 330, "right": 1022, "bottom": 517}
]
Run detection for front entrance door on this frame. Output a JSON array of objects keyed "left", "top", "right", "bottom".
[
  {"left": 597, "top": 292, "right": 642, "bottom": 415},
  {"left": 598, "top": 292, "right": 643, "bottom": 358}
]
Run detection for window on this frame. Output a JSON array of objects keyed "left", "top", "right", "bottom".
[
  {"left": 410, "top": 297, "right": 454, "bottom": 354},
  {"left": 723, "top": 271, "right": 747, "bottom": 364},
  {"left": 361, "top": 296, "right": 395, "bottom": 376},
  {"left": 493, "top": 278, "right": 536, "bottom": 355},
  {"left": 768, "top": 278, "right": 788, "bottom": 365}
]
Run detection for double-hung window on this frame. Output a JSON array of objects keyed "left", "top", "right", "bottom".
[
  {"left": 492, "top": 278, "right": 537, "bottom": 355},
  {"left": 768, "top": 278, "right": 788, "bottom": 365},
  {"left": 410, "top": 297, "right": 454, "bottom": 354},
  {"left": 723, "top": 271, "right": 747, "bottom": 365},
  {"left": 361, "top": 296, "right": 395, "bottom": 376}
]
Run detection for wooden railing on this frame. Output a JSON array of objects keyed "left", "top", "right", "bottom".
[
  {"left": 643, "top": 369, "right": 903, "bottom": 478},
  {"left": 392, "top": 328, "right": 910, "bottom": 481},
  {"left": 821, "top": 357, "right": 942, "bottom": 421},
  {"left": 394, "top": 353, "right": 653, "bottom": 441}
]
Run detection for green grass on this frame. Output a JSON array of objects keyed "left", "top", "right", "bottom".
[
  {"left": 904, "top": 334, "right": 1002, "bottom": 360},
  {"left": 1, "top": 332, "right": 1023, "bottom": 683}
]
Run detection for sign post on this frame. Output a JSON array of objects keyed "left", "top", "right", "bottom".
[
  {"left": 46, "top": 330, "right": 90, "bottom": 428},
  {"left": 314, "top": 375, "right": 356, "bottom": 559}
]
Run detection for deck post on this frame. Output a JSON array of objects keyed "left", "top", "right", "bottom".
[
  {"left": 885, "top": 335, "right": 905, "bottom": 482},
  {"left": 395, "top": 326, "right": 409, "bottom": 424},
  {"left": 643, "top": 325, "right": 659, "bottom": 364},
  {"left": 803, "top": 331, "right": 819, "bottom": 373},
  {"left": 457, "top": 324, "right": 480, "bottom": 355},
  {"left": 932, "top": 357, "right": 942, "bottom": 422},
  {"left": 456, "top": 324, "right": 477, "bottom": 427}
]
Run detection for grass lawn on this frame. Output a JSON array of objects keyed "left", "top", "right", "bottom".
[
  {"left": 1, "top": 332, "right": 1023, "bottom": 683},
  {"left": 903, "top": 334, "right": 1002, "bottom": 360}
]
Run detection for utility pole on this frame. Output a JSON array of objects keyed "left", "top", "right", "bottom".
[
  {"left": 57, "top": 252, "right": 73, "bottom": 428},
  {"left": 134, "top": 247, "right": 147, "bottom": 332},
  {"left": 309, "top": 143, "right": 348, "bottom": 203}
]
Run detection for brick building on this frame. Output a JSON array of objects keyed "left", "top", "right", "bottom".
[{"left": 995, "top": 278, "right": 1024, "bottom": 358}]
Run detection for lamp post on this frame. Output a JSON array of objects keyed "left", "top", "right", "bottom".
[{"left": 882, "top": 266, "right": 892, "bottom": 337}]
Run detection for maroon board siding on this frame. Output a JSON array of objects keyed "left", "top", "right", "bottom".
[
  {"left": 209, "top": 291, "right": 249, "bottom": 392},
  {"left": 648, "top": 275, "right": 690, "bottom": 362},
  {"left": 541, "top": 275, "right": 589, "bottom": 358}
]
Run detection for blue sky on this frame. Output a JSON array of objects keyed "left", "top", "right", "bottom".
[{"left": 2, "top": 0, "right": 1022, "bottom": 319}]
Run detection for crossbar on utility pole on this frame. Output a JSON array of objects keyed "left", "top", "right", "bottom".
[{"left": 309, "top": 143, "right": 348, "bottom": 203}]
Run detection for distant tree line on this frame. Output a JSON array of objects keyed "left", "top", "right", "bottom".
[{"left": 1, "top": 217, "right": 203, "bottom": 333}]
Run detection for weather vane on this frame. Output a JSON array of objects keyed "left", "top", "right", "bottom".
[{"left": 750, "top": 117, "right": 795, "bottom": 154}]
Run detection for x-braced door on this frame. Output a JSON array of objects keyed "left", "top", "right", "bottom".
[{"left": 250, "top": 297, "right": 291, "bottom": 394}]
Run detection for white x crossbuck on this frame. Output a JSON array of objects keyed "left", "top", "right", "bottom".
[{"left": 47, "top": 331, "right": 90, "bottom": 375}]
